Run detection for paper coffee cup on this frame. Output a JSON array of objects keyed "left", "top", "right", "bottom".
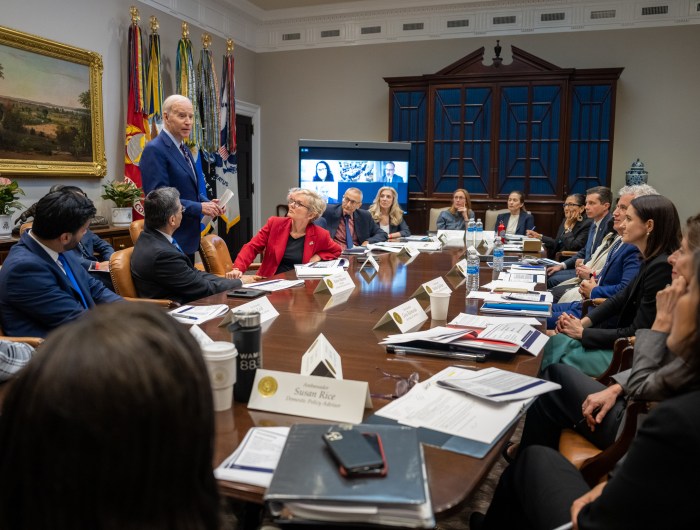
[
  {"left": 429, "top": 292, "right": 451, "bottom": 321},
  {"left": 201, "top": 341, "right": 238, "bottom": 411}
]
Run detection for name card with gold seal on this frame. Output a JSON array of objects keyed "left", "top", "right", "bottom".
[
  {"left": 446, "top": 258, "right": 468, "bottom": 279},
  {"left": 373, "top": 298, "right": 428, "bottom": 333},
  {"left": 410, "top": 276, "right": 452, "bottom": 308},
  {"left": 313, "top": 270, "right": 355, "bottom": 296},
  {"left": 248, "top": 369, "right": 372, "bottom": 424},
  {"left": 219, "top": 296, "right": 279, "bottom": 328}
]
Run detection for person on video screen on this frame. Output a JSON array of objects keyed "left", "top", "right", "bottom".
[
  {"left": 384, "top": 162, "right": 405, "bottom": 183},
  {"left": 313, "top": 161, "right": 334, "bottom": 182}
]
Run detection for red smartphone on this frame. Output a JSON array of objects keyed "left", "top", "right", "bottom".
[{"left": 338, "top": 432, "right": 387, "bottom": 478}]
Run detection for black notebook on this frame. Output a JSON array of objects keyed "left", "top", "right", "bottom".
[{"left": 265, "top": 423, "right": 434, "bottom": 528}]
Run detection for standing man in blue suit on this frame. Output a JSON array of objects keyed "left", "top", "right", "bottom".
[
  {"left": 546, "top": 186, "right": 613, "bottom": 288},
  {"left": 0, "top": 190, "right": 122, "bottom": 338},
  {"left": 322, "top": 187, "right": 388, "bottom": 248},
  {"left": 140, "top": 94, "right": 223, "bottom": 261}
]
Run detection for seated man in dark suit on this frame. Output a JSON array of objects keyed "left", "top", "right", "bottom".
[
  {"left": 131, "top": 187, "right": 252, "bottom": 304},
  {"left": 321, "top": 187, "right": 387, "bottom": 248},
  {"left": 0, "top": 189, "right": 123, "bottom": 338}
]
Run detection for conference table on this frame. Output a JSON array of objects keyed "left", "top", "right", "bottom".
[{"left": 195, "top": 246, "right": 544, "bottom": 518}]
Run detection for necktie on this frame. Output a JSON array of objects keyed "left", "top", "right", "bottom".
[
  {"left": 57, "top": 253, "right": 88, "bottom": 309},
  {"left": 172, "top": 238, "right": 184, "bottom": 254},
  {"left": 345, "top": 215, "right": 353, "bottom": 249},
  {"left": 180, "top": 143, "right": 195, "bottom": 175}
]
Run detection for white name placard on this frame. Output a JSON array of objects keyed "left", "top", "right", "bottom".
[
  {"left": 398, "top": 245, "right": 420, "bottom": 258},
  {"left": 313, "top": 270, "right": 355, "bottom": 296},
  {"left": 315, "top": 289, "right": 354, "bottom": 311},
  {"left": 373, "top": 297, "right": 428, "bottom": 333},
  {"left": 218, "top": 296, "right": 279, "bottom": 327},
  {"left": 447, "top": 258, "right": 468, "bottom": 279},
  {"left": 248, "top": 369, "right": 372, "bottom": 424},
  {"left": 300, "top": 333, "right": 343, "bottom": 379},
  {"left": 359, "top": 254, "right": 380, "bottom": 272},
  {"left": 411, "top": 276, "right": 452, "bottom": 307}
]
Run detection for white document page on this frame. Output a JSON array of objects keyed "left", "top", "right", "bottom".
[
  {"left": 437, "top": 367, "right": 561, "bottom": 402},
  {"left": 449, "top": 313, "right": 542, "bottom": 327},
  {"left": 245, "top": 279, "right": 305, "bottom": 292},
  {"left": 169, "top": 304, "right": 229, "bottom": 324},
  {"left": 215, "top": 427, "right": 290, "bottom": 487}
]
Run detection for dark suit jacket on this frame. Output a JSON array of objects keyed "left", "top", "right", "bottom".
[
  {"left": 131, "top": 227, "right": 241, "bottom": 304},
  {"left": 321, "top": 204, "right": 388, "bottom": 245},
  {"left": 69, "top": 229, "right": 114, "bottom": 269},
  {"left": 140, "top": 131, "right": 208, "bottom": 254},
  {"left": 563, "top": 213, "right": 613, "bottom": 268},
  {"left": 494, "top": 211, "right": 535, "bottom": 236},
  {"left": 542, "top": 218, "right": 592, "bottom": 257},
  {"left": 388, "top": 219, "right": 411, "bottom": 237},
  {"left": 582, "top": 253, "right": 671, "bottom": 349},
  {"left": 233, "top": 217, "right": 341, "bottom": 277},
  {"left": 0, "top": 233, "right": 122, "bottom": 337}
]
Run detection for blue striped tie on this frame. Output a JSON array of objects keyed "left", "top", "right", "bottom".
[
  {"left": 345, "top": 215, "right": 354, "bottom": 249},
  {"left": 172, "top": 238, "right": 184, "bottom": 253}
]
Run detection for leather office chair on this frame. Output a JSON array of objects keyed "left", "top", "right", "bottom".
[
  {"left": 558, "top": 337, "right": 640, "bottom": 486},
  {"left": 199, "top": 234, "right": 233, "bottom": 276},
  {"left": 19, "top": 222, "right": 32, "bottom": 235},
  {"left": 0, "top": 324, "right": 43, "bottom": 348},
  {"left": 428, "top": 207, "right": 448, "bottom": 231},
  {"left": 484, "top": 208, "right": 509, "bottom": 232},
  {"left": 109, "top": 247, "right": 178, "bottom": 308},
  {"left": 129, "top": 219, "right": 144, "bottom": 244}
]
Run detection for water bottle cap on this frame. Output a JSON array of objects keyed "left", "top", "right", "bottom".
[{"left": 231, "top": 310, "right": 261, "bottom": 327}]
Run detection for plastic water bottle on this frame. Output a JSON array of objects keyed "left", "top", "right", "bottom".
[
  {"left": 466, "top": 246, "right": 480, "bottom": 293},
  {"left": 475, "top": 218, "right": 484, "bottom": 243},
  {"left": 493, "top": 236, "right": 505, "bottom": 273},
  {"left": 467, "top": 214, "right": 476, "bottom": 247}
]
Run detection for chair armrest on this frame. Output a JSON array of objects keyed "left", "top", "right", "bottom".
[
  {"left": 581, "top": 297, "right": 606, "bottom": 317},
  {"left": 555, "top": 250, "right": 577, "bottom": 262},
  {"left": 597, "top": 338, "right": 635, "bottom": 386},
  {"left": 124, "top": 297, "right": 180, "bottom": 309}
]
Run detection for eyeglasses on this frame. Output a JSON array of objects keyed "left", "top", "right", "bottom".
[
  {"left": 563, "top": 203, "right": 581, "bottom": 208},
  {"left": 288, "top": 199, "right": 309, "bottom": 210},
  {"left": 342, "top": 197, "right": 361, "bottom": 206},
  {"left": 370, "top": 367, "right": 419, "bottom": 400}
]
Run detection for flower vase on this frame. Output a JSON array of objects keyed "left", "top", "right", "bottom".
[
  {"left": 0, "top": 214, "right": 12, "bottom": 239},
  {"left": 111, "top": 207, "right": 133, "bottom": 227}
]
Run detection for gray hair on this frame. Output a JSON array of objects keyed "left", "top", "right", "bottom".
[
  {"left": 287, "top": 188, "right": 326, "bottom": 220},
  {"left": 344, "top": 187, "right": 363, "bottom": 201},
  {"left": 618, "top": 183, "right": 658, "bottom": 198},
  {"left": 144, "top": 187, "right": 181, "bottom": 230}
]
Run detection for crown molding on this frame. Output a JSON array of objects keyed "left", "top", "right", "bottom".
[{"left": 138, "top": 0, "right": 700, "bottom": 53}]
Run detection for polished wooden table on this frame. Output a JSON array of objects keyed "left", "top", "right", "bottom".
[{"left": 195, "top": 248, "right": 543, "bottom": 517}]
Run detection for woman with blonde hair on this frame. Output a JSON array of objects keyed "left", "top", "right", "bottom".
[{"left": 369, "top": 186, "right": 410, "bottom": 240}]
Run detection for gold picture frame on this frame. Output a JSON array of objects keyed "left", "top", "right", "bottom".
[{"left": 0, "top": 25, "right": 106, "bottom": 177}]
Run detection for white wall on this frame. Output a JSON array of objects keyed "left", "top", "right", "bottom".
[
  {"left": 5, "top": 1, "right": 699, "bottom": 227},
  {"left": 255, "top": 25, "right": 700, "bottom": 221},
  {"left": 3, "top": 0, "right": 257, "bottom": 222}
]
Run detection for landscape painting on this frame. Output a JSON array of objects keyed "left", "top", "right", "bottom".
[{"left": 0, "top": 26, "right": 106, "bottom": 177}]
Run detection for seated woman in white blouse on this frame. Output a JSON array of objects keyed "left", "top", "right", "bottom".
[
  {"left": 494, "top": 190, "right": 535, "bottom": 236},
  {"left": 368, "top": 186, "right": 410, "bottom": 240}
]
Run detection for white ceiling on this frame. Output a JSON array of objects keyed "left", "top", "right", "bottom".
[{"left": 139, "top": 0, "right": 700, "bottom": 52}]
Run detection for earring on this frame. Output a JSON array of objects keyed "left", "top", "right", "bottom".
[{"left": 577, "top": 215, "right": 583, "bottom": 222}]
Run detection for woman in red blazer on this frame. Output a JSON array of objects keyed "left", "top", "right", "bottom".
[{"left": 232, "top": 188, "right": 341, "bottom": 278}]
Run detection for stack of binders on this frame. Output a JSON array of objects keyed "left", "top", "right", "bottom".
[{"left": 265, "top": 423, "right": 434, "bottom": 528}]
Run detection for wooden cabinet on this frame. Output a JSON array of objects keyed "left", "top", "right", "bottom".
[
  {"left": 0, "top": 225, "right": 132, "bottom": 265},
  {"left": 386, "top": 44, "right": 623, "bottom": 234}
]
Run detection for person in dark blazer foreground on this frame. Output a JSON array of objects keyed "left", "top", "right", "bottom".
[
  {"left": 131, "top": 187, "right": 253, "bottom": 304},
  {"left": 140, "top": 94, "right": 224, "bottom": 257},
  {"left": 0, "top": 189, "right": 122, "bottom": 338},
  {"left": 321, "top": 187, "right": 387, "bottom": 248},
  {"left": 471, "top": 248, "right": 700, "bottom": 530}
]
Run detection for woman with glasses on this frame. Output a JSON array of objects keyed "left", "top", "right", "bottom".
[
  {"left": 368, "top": 186, "right": 410, "bottom": 240},
  {"left": 312, "top": 160, "right": 334, "bottom": 182},
  {"left": 436, "top": 188, "right": 474, "bottom": 230},
  {"left": 527, "top": 193, "right": 591, "bottom": 259},
  {"left": 231, "top": 188, "right": 341, "bottom": 278}
]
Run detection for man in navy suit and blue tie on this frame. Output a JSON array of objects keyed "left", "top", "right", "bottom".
[
  {"left": 0, "top": 190, "right": 122, "bottom": 338},
  {"left": 140, "top": 95, "right": 224, "bottom": 260},
  {"left": 546, "top": 186, "right": 613, "bottom": 289}
]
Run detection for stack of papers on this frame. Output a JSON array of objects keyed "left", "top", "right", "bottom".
[
  {"left": 245, "top": 279, "right": 305, "bottom": 291},
  {"left": 342, "top": 246, "right": 369, "bottom": 256},
  {"left": 436, "top": 367, "right": 561, "bottom": 402},
  {"left": 480, "top": 300, "right": 552, "bottom": 317},
  {"left": 380, "top": 322, "right": 548, "bottom": 356},
  {"left": 169, "top": 304, "right": 229, "bottom": 324},
  {"left": 215, "top": 427, "right": 290, "bottom": 487},
  {"left": 294, "top": 259, "right": 349, "bottom": 278}
]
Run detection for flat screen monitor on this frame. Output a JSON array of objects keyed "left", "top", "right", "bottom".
[{"left": 298, "top": 139, "right": 410, "bottom": 207}]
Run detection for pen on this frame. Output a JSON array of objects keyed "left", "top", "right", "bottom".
[
  {"left": 173, "top": 314, "right": 197, "bottom": 321},
  {"left": 175, "top": 306, "right": 193, "bottom": 314},
  {"left": 386, "top": 345, "right": 487, "bottom": 362}
]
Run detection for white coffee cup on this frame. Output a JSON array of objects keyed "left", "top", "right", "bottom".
[
  {"left": 429, "top": 291, "right": 451, "bottom": 321},
  {"left": 201, "top": 342, "right": 238, "bottom": 411}
]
